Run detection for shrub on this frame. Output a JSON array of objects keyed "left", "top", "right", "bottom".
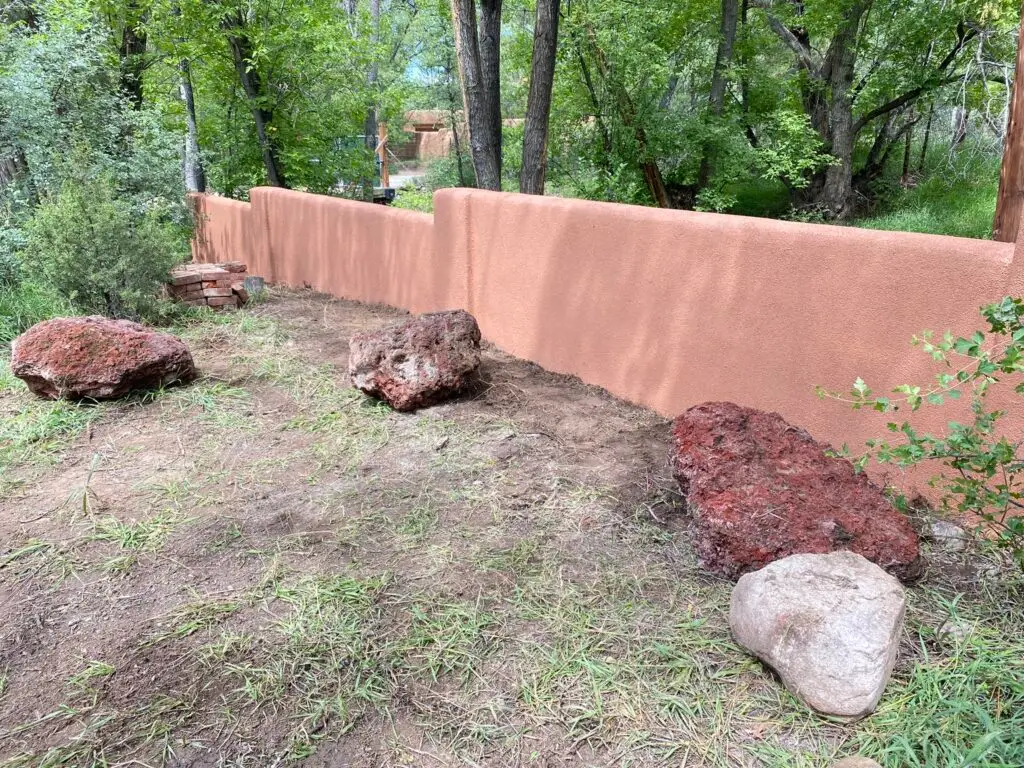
[
  {"left": 820, "top": 297, "right": 1024, "bottom": 567},
  {"left": 23, "top": 173, "right": 189, "bottom": 320}
]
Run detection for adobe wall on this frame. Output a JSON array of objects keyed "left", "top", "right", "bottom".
[
  {"left": 195, "top": 189, "right": 462, "bottom": 313},
  {"left": 191, "top": 194, "right": 269, "bottom": 276},
  {"left": 194, "top": 186, "right": 1024, "bottom": 483},
  {"left": 438, "top": 188, "right": 1018, "bottom": 461}
]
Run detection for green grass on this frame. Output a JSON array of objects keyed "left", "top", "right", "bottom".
[
  {"left": 0, "top": 281, "right": 67, "bottom": 347},
  {"left": 854, "top": 154, "right": 1000, "bottom": 240},
  {"left": 393, "top": 597, "right": 497, "bottom": 682},
  {"left": 391, "top": 186, "right": 434, "bottom": 213},
  {"left": 0, "top": 371, "right": 99, "bottom": 485},
  {"left": 4, "top": 295, "right": 1024, "bottom": 767},
  {"left": 222, "top": 573, "right": 395, "bottom": 758},
  {"left": 851, "top": 587, "right": 1024, "bottom": 767}
]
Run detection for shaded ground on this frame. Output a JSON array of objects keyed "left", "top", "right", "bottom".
[{"left": 1, "top": 290, "right": 1022, "bottom": 767}]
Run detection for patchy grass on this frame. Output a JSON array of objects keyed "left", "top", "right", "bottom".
[
  {"left": 853, "top": 152, "right": 1000, "bottom": 240},
  {"left": 0, "top": 376, "right": 98, "bottom": 487},
  {"left": 1, "top": 290, "right": 1022, "bottom": 767}
]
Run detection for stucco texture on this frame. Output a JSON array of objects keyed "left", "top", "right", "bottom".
[
  {"left": 440, "top": 189, "right": 1017, "bottom": 458},
  {"left": 194, "top": 186, "right": 1024, "bottom": 488}
]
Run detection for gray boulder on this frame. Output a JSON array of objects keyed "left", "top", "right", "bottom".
[{"left": 729, "top": 551, "right": 905, "bottom": 720}]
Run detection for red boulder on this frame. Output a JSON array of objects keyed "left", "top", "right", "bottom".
[
  {"left": 349, "top": 310, "right": 481, "bottom": 411},
  {"left": 11, "top": 316, "right": 196, "bottom": 400},
  {"left": 672, "top": 402, "right": 922, "bottom": 582}
]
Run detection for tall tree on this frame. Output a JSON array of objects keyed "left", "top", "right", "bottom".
[
  {"left": 364, "top": 0, "right": 381, "bottom": 158},
  {"left": 696, "top": 0, "right": 739, "bottom": 191},
  {"left": 994, "top": 5, "right": 1024, "bottom": 243},
  {"left": 221, "top": 10, "right": 288, "bottom": 188},
  {"left": 450, "top": 0, "right": 502, "bottom": 189},
  {"left": 520, "top": 0, "right": 560, "bottom": 194},
  {"left": 752, "top": 0, "right": 987, "bottom": 218},
  {"left": 118, "top": 1, "right": 148, "bottom": 109},
  {"left": 179, "top": 58, "right": 205, "bottom": 192}
]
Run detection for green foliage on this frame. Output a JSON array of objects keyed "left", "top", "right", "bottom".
[
  {"left": 24, "top": 171, "right": 187, "bottom": 319},
  {"left": 0, "top": 3, "right": 191, "bottom": 321},
  {"left": 820, "top": 297, "right": 1024, "bottom": 567},
  {"left": 0, "top": 281, "right": 67, "bottom": 347},
  {"left": 391, "top": 186, "right": 434, "bottom": 213},
  {"left": 0, "top": 227, "right": 23, "bottom": 289},
  {"left": 855, "top": 149, "right": 1000, "bottom": 239}
]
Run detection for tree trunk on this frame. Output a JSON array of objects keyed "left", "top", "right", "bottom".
[
  {"left": 179, "top": 58, "right": 206, "bottom": 193},
  {"left": 994, "top": 5, "right": 1024, "bottom": 243},
  {"left": 901, "top": 114, "right": 913, "bottom": 183},
  {"left": 364, "top": 0, "right": 381, "bottom": 157},
  {"left": 520, "top": 0, "right": 560, "bottom": 195},
  {"left": 479, "top": 0, "right": 503, "bottom": 179},
  {"left": 119, "top": 4, "right": 147, "bottom": 110},
  {"left": 918, "top": 101, "right": 934, "bottom": 171},
  {"left": 708, "top": 0, "right": 739, "bottom": 117},
  {"left": 571, "top": 30, "right": 612, "bottom": 163},
  {"left": 450, "top": 0, "right": 502, "bottom": 189},
  {"left": 696, "top": 0, "right": 740, "bottom": 192},
  {"left": 443, "top": 48, "right": 469, "bottom": 187},
  {"left": 794, "top": 1, "right": 870, "bottom": 217},
  {"left": 952, "top": 106, "right": 970, "bottom": 148},
  {"left": 224, "top": 16, "right": 288, "bottom": 188}
]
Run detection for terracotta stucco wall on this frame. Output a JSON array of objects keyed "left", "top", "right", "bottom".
[
  {"left": 439, "top": 188, "right": 1018, "bottom": 459},
  {"left": 194, "top": 186, "right": 1024, "bottom": 479},
  {"left": 192, "top": 194, "right": 269, "bottom": 275},
  {"left": 195, "top": 188, "right": 460, "bottom": 313}
]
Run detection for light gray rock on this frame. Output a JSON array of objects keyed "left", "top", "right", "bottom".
[
  {"left": 937, "top": 617, "right": 975, "bottom": 645},
  {"left": 928, "top": 520, "right": 969, "bottom": 552},
  {"left": 832, "top": 758, "right": 883, "bottom": 768},
  {"left": 729, "top": 551, "right": 906, "bottom": 720}
]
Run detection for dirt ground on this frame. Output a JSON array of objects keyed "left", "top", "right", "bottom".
[{"left": 1, "top": 290, "right": 1022, "bottom": 768}]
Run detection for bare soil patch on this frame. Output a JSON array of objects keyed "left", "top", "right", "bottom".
[{"left": 1, "top": 290, "right": 1021, "bottom": 767}]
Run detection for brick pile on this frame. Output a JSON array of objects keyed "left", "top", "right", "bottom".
[{"left": 169, "top": 262, "right": 250, "bottom": 310}]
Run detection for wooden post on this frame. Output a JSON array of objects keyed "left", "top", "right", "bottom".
[
  {"left": 994, "top": 7, "right": 1024, "bottom": 242},
  {"left": 378, "top": 122, "right": 390, "bottom": 189}
]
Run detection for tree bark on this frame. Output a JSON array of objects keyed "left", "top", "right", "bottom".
[
  {"left": 224, "top": 17, "right": 288, "bottom": 188},
  {"left": 450, "top": 0, "right": 502, "bottom": 189},
  {"left": 918, "top": 101, "right": 934, "bottom": 171},
  {"left": 708, "top": 0, "right": 739, "bottom": 117},
  {"left": 520, "top": 0, "right": 560, "bottom": 195},
  {"left": 994, "top": 5, "right": 1024, "bottom": 243},
  {"left": 119, "top": 3, "right": 147, "bottom": 110},
  {"left": 479, "top": 0, "right": 503, "bottom": 178},
  {"left": 901, "top": 114, "right": 913, "bottom": 183},
  {"left": 812, "top": 1, "right": 871, "bottom": 218},
  {"left": 696, "top": 0, "right": 740, "bottom": 192},
  {"left": 364, "top": 0, "right": 381, "bottom": 157},
  {"left": 179, "top": 58, "right": 206, "bottom": 193}
]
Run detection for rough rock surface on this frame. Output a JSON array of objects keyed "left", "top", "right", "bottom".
[
  {"left": 11, "top": 316, "right": 196, "bottom": 400},
  {"left": 671, "top": 402, "right": 922, "bottom": 581},
  {"left": 349, "top": 310, "right": 481, "bottom": 411},
  {"left": 729, "top": 551, "right": 906, "bottom": 720}
]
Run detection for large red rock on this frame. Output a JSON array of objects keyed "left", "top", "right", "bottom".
[
  {"left": 349, "top": 310, "right": 481, "bottom": 411},
  {"left": 11, "top": 316, "right": 196, "bottom": 400},
  {"left": 672, "top": 402, "right": 922, "bottom": 582}
]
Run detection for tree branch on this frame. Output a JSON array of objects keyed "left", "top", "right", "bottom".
[
  {"left": 853, "top": 26, "right": 979, "bottom": 134},
  {"left": 749, "top": 0, "right": 819, "bottom": 72}
]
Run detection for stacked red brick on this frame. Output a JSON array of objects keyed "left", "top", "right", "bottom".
[{"left": 169, "top": 262, "right": 250, "bottom": 310}]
